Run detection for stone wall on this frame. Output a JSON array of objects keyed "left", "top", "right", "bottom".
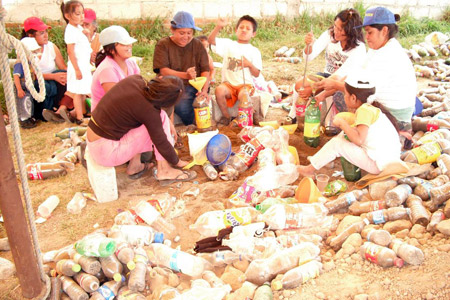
[{"left": 2, "top": 0, "right": 449, "bottom": 23}]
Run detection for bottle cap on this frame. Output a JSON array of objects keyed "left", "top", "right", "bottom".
[
  {"left": 72, "top": 264, "right": 81, "bottom": 273},
  {"left": 255, "top": 204, "right": 262, "bottom": 211},
  {"left": 127, "top": 260, "right": 136, "bottom": 271},
  {"left": 272, "top": 280, "right": 282, "bottom": 291},
  {"left": 113, "top": 273, "right": 123, "bottom": 282},
  {"left": 154, "top": 232, "right": 164, "bottom": 243},
  {"left": 394, "top": 258, "right": 404, "bottom": 268}
]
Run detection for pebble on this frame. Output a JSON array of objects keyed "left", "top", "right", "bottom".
[
  {"left": 436, "top": 219, "right": 450, "bottom": 236},
  {"left": 409, "top": 224, "right": 426, "bottom": 239},
  {"left": 354, "top": 294, "right": 369, "bottom": 300},
  {"left": 383, "top": 220, "right": 412, "bottom": 233},
  {"left": 353, "top": 264, "right": 362, "bottom": 271},
  {"left": 437, "top": 244, "right": 450, "bottom": 252},
  {"left": 316, "top": 292, "right": 326, "bottom": 299},
  {"left": 351, "top": 253, "right": 362, "bottom": 261},
  {"left": 345, "top": 257, "right": 355, "bottom": 265},
  {"left": 395, "top": 229, "right": 409, "bottom": 239},
  {"left": 409, "top": 238, "right": 421, "bottom": 247}
]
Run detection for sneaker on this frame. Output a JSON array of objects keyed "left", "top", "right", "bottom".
[
  {"left": 19, "top": 118, "right": 37, "bottom": 129},
  {"left": 43, "top": 109, "right": 65, "bottom": 124}
]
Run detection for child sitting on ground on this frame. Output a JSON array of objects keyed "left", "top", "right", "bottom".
[
  {"left": 197, "top": 35, "right": 216, "bottom": 86},
  {"left": 297, "top": 74, "right": 401, "bottom": 177},
  {"left": 208, "top": 15, "right": 262, "bottom": 125}
]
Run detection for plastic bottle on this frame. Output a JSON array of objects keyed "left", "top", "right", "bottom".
[
  {"left": 100, "top": 254, "right": 123, "bottom": 282},
  {"left": 67, "top": 192, "right": 87, "bottom": 214},
  {"left": 202, "top": 161, "right": 218, "bottom": 180},
  {"left": 304, "top": 97, "right": 321, "bottom": 148},
  {"left": 69, "top": 131, "right": 83, "bottom": 146},
  {"left": 366, "top": 207, "right": 410, "bottom": 224},
  {"left": 237, "top": 86, "right": 253, "bottom": 128},
  {"left": 401, "top": 140, "right": 448, "bottom": 164},
  {"left": 255, "top": 197, "right": 297, "bottom": 214},
  {"left": 60, "top": 275, "right": 89, "bottom": 300},
  {"left": 128, "top": 247, "right": 148, "bottom": 292},
  {"left": 362, "top": 228, "right": 392, "bottom": 247},
  {"left": 437, "top": 153, "right": 450, "bottom": 177},
  {"left": 245, "top": 242, "right": 320, "bottom": 286},
  {"left": 390, "top": 239, "right": 425, "bottom": 266},
  {"left": 329, "top": 219, "right": 368, "bottom": 251},
  {"left": 193, "top": 94, "right": 212, "bottom": 132},
  {"left": 94, "top": 278, "right": 125, "bottom": 300},
  {"left": 202, "top": 270, "right": 227, "bottom": 288},
  {"left": 49, "top": 276, "right": 62, "bottom": 300},
  {"left": 37, "top": 195, "right": 60, "bottom": 218},
  {"left": 55, "top": 127, "right": 87, "bottom": 139},
  {"left": 415, "top": 175, "right": 449, "bottom": 201},
  {"left": 253, "top": 282, "right": 273, "bottom": 300},
  {"left": 324, "top": 189, "right": 368, "bottom": 214},
  {"left": 369, "top": 179, "right": 397, "bottom": 200},
  {"left": 134, "top": 201, "right": 175, "bottom": 239},
  {"left": 428, "top": 182, "right": 450, "bottom": 212},
  {"left": 218, "top": 163, "right": 240, "bottom": 181},
  {"left": 198, "top": 250, "right": 248, "bottom": 267},
  {"left": 148, "top": 243, "right": 212, "bottom": 278},
  {"left": 26, "top": 162, "right": 72, "bottom": 180},
  {"left": 113, "top": 209, "right": 143, "bottom": 225},
  {"left": 360, "top": 242, "right": 404, "bottom": 268},
  {"left": 349, "top": 199, "right": 387, "bottom": 215},
  {"left": 75, "top": 233, "right": 117, "bottom": 257},
  {"left": 397, "top": 176, "right": 427, "bottom": 189},
  {"left": 406, "top": 194, "right": 430, "bottom": 226},
  {"left": 70, "top": 251, "right": 101, "bottom": 275},
  {"left": 117, "top": 287, "right": 146, "bottom": 300},
  {"left": 445, "top": 200, "right": 450, "bottom": 218},
  {"left": 274, "top": 46, "right": 288, "bottom": 57},
  {"left": 272, "top": 260, "right": 323, "bottom": 291},
  {"left": 427, "top": 210, "right": 445, "bottom": 233},
  {"left": 295, "top": 91, "right": 307, "bottom": 129},
  {"left": 55, "top": 259, "right": 81, "bottom": 276},
  {"left": 416, "top": 129, "right": 450, "bottom": 146},
  {"left": 385, "top": 184, "right": 412, "bottom": 207},
  {"left": 114, "top": 241, "right": 136, "bottom": 270},
  {"left": 73, "top": 271, "right": 100, "bottom": 293},
  {"left": 109, "top": 224, "right": 164, "bottom": 246}
]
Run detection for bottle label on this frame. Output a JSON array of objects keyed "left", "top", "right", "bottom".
[
  {"left": 371, "top": 210, "right": 386, "bottom": 224},
  {"left": 147, "top": 199, "right": 164, "bottom": 216},
  {"left": 437, "top": 158, "right": 449, "bottom": 174},
  {"left": 194, "top": 107, "right": 211, "bottom": 129},
  {"left": 295, "top": 103, "right": 306, "bottom": 117},
  {"left": 418, "top": 131, "right": 444, "bottom": 144},
  {"left": 237, "top": 107, "right": 253, "bottom": 128},
  {"left": 98, "top": 285, "right": 116, "bottom": 300},
  {"left": 345, "top": 193, "right": 357, "bottom": 206},
  {"left": 364, "top": 243, "right": 381, "bottom": 265},
  {"left": 135, "top": 201, "right": 160, "bottom": 225},
  {"left": 304, "top": 122, "right": 320, "bottom": 138},
  {"left": 426, "top": 121, "right": 439, "bottom": 132},
  {"left": 420, "top": 181, "right": 434, "bottom": 198},
  {"left": 222, "top": 209, "right": 251, "bottom": 228},
  {"left": 28, "top": 164, "right": 43, "bottom": 180},
  {"left": 411, "top": 142, "right": 442, "bottom": 164},
  {"left": 170, "top": 251, "right": 180, "bottom": 272},
  {"left": 235, "top": 137, "right": 264, "bottom": 167},
  {"left": 370, "top": 200, "right": 385, "bottom": 211},
  {"left": 228, "top": 180, "right": 258, "bottom": 205}
]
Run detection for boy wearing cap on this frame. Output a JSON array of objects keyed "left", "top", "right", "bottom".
[
  {"left": 208, "top": 15, "right": 262, "bottom": 125},
  {"left": 83, "top": 8, "right": 101, "bottom": 64},
  {"left": 153, "top": 11, "right": 210, "bottom": 126}
]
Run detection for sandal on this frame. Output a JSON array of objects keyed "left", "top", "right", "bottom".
[
  {"left": 155, "top": 170, "right": 197, "bottom": 187},
  {"left": 128, "top": 162, "right": 154, "bottom": 180}
]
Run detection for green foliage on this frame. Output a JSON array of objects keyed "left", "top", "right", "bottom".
[{"left": 0, "top": 83, "right": 5, "bottom": 116}]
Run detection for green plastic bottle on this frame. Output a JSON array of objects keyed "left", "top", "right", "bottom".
[
  {"left": 341, "top": 134, "right": 361, "bottom": 182},
  {"left": 55, "top": 127, "right": 87, "bottom": 139},
  {"left": 303, "top": 98, "right": 321, "bottom": 148},
  {"left": 75, "top": 233, "right": 116, "bottom": 258}
]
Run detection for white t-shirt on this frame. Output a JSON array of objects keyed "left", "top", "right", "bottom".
[
  {"left": 362, "top": 38, "right": 416, "bottom": 110},
  {"left": 213, "top": 38, "right": 262, "bottom": 87},
  {"left": 304, "top": 30, "right": 367, "bottom": 77},
  {"left": 38, "top": 41, "right": 56, "bottom": 74}
]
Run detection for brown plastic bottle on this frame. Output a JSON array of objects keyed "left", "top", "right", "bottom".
[
  {"left": 329, "top": 219, "right": 368, "bottom": 251},
  {"left": 366, "top": 207, "right": 410, "bottom": 224},
  {"left": 427, "top": 182, "right": 450, "bottom": 212},
  {"left": 95, "top": 279, "right": 125, "bottom": 300},
  {"left": 71, "top": 251, "right": 101, "bottom": 275},
  {"left": 369, "top": 179, "right": 397, "bottom": 200},
  {"left": 349, "top": 200, "right": 387, "bottom": 215},
  {"left": 115, "top": 241, "right": 136, "bottom": 270},
  {"left": 385, "top": 184, "right": 412, "bottom": 207},
  {"left": 60, "top": 275, "right": 89, "bottom": 300},
  {"left": 437, "top": 153, "right": 450, "bottom": 177},
  {"left": 390, "top": 239, "right": 424, "bottom": 266},
  {"left": 117, "top": 286, "right": 146, "bottom": 300},
  {"left": 49, "top": 276, "right": 62, "bottom": 300},
  {"left": 73, "top": 271, "right": 100, "bottom": 293},
  {"left": 360, "top": 242, "right": 404, "bottom": 268},
  {"left": 397, "top": 176, "right": 427, "bottom": 189},
  {"left": 444, "top": 200, "right": 450, "bottom": 218},
  {"left": 100, "top": 254, "right": 123, "bottom": 282},
  {"left": 324, "top": 189, "right": 368, "bottom": 214},
  {"left": 128, "top": 247, "right": 148, "bottom": 292},
  {"left": 55, "top": 259, "right": 81, "bottom": 277},
  {"left": 362, "top": 228, "right": 392, "bottom": 247},
  {"left": 415, "top": 175, "right": 449, "bottom": 200},
  {"left": 427, "top": 210, "right": 445, "bottom": 233},
  {"left": 406, "top": 194, "right": 430, "bottom": 226}
]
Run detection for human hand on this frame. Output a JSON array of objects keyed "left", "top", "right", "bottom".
[
  {"left": 176, "top": 159, "right": 189, "bottom": 168},
  {"left": 17, "top": 89, "right": 25, "bottom": 98},
  {"left": 315, "top": 91, "right": 326, "bottom": 103},
  {"left": 186, "top": 67, "right": 196, "bottom": 80},
  {"left": 240, "top": 56, "right": 252, "bottom": 69},
  {"left": 332, "top": 116, "right": 347, "bottom": 129},
  {"left": 315, "top": 78, "right": 334, "bottom": 91},
  {"left": 217, "top": 17, "right": 230, "bottom": 29},
  {"left": 75, "top": 69, "right": 82, "bottom": 80},
  {"left": 53, "top": 72, "right": 67, "bottom": 85},
  {"left": 297, "top": 86, "right": 312, "bottom": 100},
  {"left": 90, "top": 52, "right": 96, "bottom": 65},
  {"left": 304, "top": 31, "right": 314, "bottom": 46}
]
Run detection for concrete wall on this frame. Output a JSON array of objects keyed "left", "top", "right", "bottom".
[{"left": 2, "top": 0, "right": 449, "bottom": 23}]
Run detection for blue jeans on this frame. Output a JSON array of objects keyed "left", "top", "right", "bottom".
[{"left": 174, "top": 84, "right": 196, "bottom": 125}]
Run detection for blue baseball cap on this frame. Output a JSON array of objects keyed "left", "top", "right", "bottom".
[
  {"left": 171, "top": 11, "right": 202, "bottom": 31},
  {"left": 355, "top": 7, "right": 396, "bottom": 28}
]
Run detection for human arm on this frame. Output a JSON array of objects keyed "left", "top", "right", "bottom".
[
  {"left": 101, "top": 82, "right": 116, "bottom": 95},
  {"left": 333, "top": 117, "right": 368, "bottom": 147},
  {"left": 53, "top": 44, "right": 67, "bottom": 70},
  {"left": 13, "top": 74, "right": 25, "bottom": 98},
  {"left": 67, "top": 44, "right": 82, "bottom": 80},
  {"left": 241, "top": 56, "right": 260, "bottom": 78},
  {"left": 303, "top": 30, "right": 330, "bottom": 62},
  {"left": 208, "top": 18, "right": 229, "bottom": 46}
]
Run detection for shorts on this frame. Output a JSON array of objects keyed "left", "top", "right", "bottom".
[{"left": 222, "top": 82, "right": 254, "bottom": 107}]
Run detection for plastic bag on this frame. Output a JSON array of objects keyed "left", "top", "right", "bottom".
[{"left": 323, "top": 180, "right": 348, "bottom": 197}]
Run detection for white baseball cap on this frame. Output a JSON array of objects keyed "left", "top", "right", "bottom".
[
  {"left": 21, "top": 37, "right": 40, "bottom": 52},
  {"left": 99, "top": 25, "right": 137, "bottom": 46},
  {"left": 345, "top": 72, "right": 375, "bottom": 89}
]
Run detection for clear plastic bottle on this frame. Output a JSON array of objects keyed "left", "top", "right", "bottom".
[
  {"left": 75, "top": 233, "right": 117, "bottom": 257},
  {"left": 272, "top": 260, "right": 322, "bottom": 291},
  {"left": 26, "top": 162, "right": 73, "bottom": 180},
  {"left": 303, "top": 97, "right": 321, "bottom": 148},
  {"left": 148, "top": 243, "right": 212, "bottom": 278},
  {"left": 128, "top": 247, "right": 148, "bottom": 292},
  {"left": 416, "top": 129, "right": 450, "bottom": 146},
  {"left": 114, "top": 241, "right": 136, "bottom": 270},
  {"left": 113, "top": 209, "right": 143, "bottom": 225},
  {"left": 397, "top": 176, "right": 427, "bottom": 188},
  {"left": 428, "top": 182, "right": 450, "bottom": 212},
  {"left": 366, "top": 207, "right": 410, "bottom": 224},
  {"left": 401, "top": 140, "right": 448, "bottom": 164},
  {"left": 362, "top": 228, "right": 392, "bottom": 247},
  {"left": 329, "top": 219, "right": 368, "bottom": 251},
  {"left": 324, "top": 189, "right": 368, "bottom": 214},
  {"left": 253, "top": 282, "right": 273, "bottom": 300},
  {"left": 69, "top": 130, "right": 83, "bottom": 146},
  {"left": 198, "top": 250, "right": 248, "bottom": 267},
  {"left": 55, "top": 127, "right": 87, "bottom": 139},
  {"left": 427, "top": 210, "right": 445, "bottom": 233},
  {"left": 369, "top": 179, "right": 397, "bottom": 200},
  {"left": 70, "top": 251, "right": 101, "bottom": 275},
  {"left": 385, "top": 184, "right": 412, "bottom": 207},
  {"left": 390, "top": 239, "right": 424, "bottom": 266},
  {"left": 94, "top": 278, "right": 125, "bottom": 300},
  {"left": 437, "top": 153, "right": 450, "bottom": 178},
  {"left": 414, "top": 175, "right": 449, "bottom": 200},
  {"left": 60, "top": 275, "right": 89, "bottom": 300},
  {"left": 349, "top": 199, "right": 387, "bottom": 215},
  {"left": 109, "top": 224, "right": 164, "bottom": 246},
  {"left": 55, "top": 259, "right": 81, "bottom": 276},
  {"left": 406, "top": 194, "right": 430, "bottom": 226},
  {"left": 237, "top": 86, "right": 253, "bottom": 128},
  {"left": 67, "top": 192, "right": 87, "bottom": 214},
  {"left": 134, "top": 200, "right": 175, "bottom": 239},
  {"left": 360, "top": 242, "right": 404, "bottom": 268},
  {"left": 100, "top": 254, "right": 123, "bottom": 282},
  {"left": 255, "top": 197, "right": 297, "bottom": 214},
  {"left": 73, "top": 271, "right": 100, "bottom": 293},
  {"left": 202, "top": 161, "right": 218, "bottom": 180},
  {"left": 37, "top": 195, "right": 60, "bottom": 218}
]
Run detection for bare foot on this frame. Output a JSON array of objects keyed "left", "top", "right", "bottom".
[
  {"left": 156, "top": 168, "right": 189, "bottom": 180},
  {"left": 297, "top": 164, "right": 316, "bottom": 177}
]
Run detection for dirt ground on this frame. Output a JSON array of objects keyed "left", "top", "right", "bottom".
[{"left": 1, "top": 62, "right": 450, "bottom": 300}]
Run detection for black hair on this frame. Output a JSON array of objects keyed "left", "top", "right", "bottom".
[
  {"left": 21, "top": 29, "right": 37, "bottom": 39},
  {"left": 60, "top": 0, "right": 84, "bottom": 24},
  {"left": 144, "top": 76, "right": 185, "bottom": 108},
  {"left": 329, "top": 8, "right": 365, "bottom": 51},
  {"left": 236, "top": 15, "right": 258, "bottom": 32},
  {"left": 95, "top": 44, "right": 116, "bottom": 67},
  {"left": 196, "top": 35, "right": 208, "bottom": 42},
  {"left": 368, "top": 14, "right": 400, "bottom": 39},
  {"left": 345, "top": 82, "right": 399, "bottom": 132}
]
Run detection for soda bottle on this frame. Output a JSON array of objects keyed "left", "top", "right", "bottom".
[
  {"left": 329, "top": 219, "right": 368, "bottom": 251},
  {"left": 428, "top": 182, "right": 450, "bottom": 212},
  {"left": 362, "top": 228, "right": 392, "bottom": 247},
  {"left": 128, "top": 247, "right": 148, "bottom": 292},
  {"left": 303, "top": 97, "right": 320, "bottom": 148},
  {"left": 427, "top": 210, "right": 445, "bottom": 233},
  {"left": 324, "top": 189, "right": 368, "bottom": 214},
  {"left": 73, "top": 271, "right": 100, "bottom": 293},
  {"left": 70, "top": 251, "right": 101, "bottom": 275},
  {"left": 60, "top": 275, "right": 89, "bottom": 300},
  {"left": 193, "top": 94, "right": 212, "bottom": 132},
  {"left": 406, "top": 194, "right": 430, "bottom": 226},
  {"left": 100, "top": 254, "right": 123, "bottom": 282},
  {"left": 134, "top": 201, "right": 175, "bottom": 239},
  {"left": 55, "top": 259, "right": 81, "bottom": 276},
  {"left": 237, "top": 86, "right": 253, "bottom": 128},
  {"left": 75, "top": 233, "right": 117, "bottom": 257},
  {"left": 55, "top": 127, "right": 87, "bottom": 139},
  {"left": 366, "top": 207, "right": 410, "bottom": 224},
  {"left": 94, "top": 278, "right": 125, "bottom": 300},
  {"left": 385, "top": 184, "right": 412, "bottom": 207},
  {"left": 148, "top": 243, "right": 212, "bottom": 278},
  {"left": 360, "top": 242, "right": 403, "bottom": 268},
  {"left": 114, "top": 241, "right": 136, "bottom": 270},
  {"left": 253, "top": 282, "right": 273, "bottom": 300},
  {"left": 202, "top": 161, "right": 218, "bottom": 180},
  {"left": 295, "top": 91, "right": 307, "bottom": 130},
  {"left": 390, "top": 239, "right": 424, "bottom": 266},
  {"left": 26, "top": 162, "right": 72, "bottom": 180},
  {"left": 401, "top": 140, "right": 448, "bottom": 164},
  {"left": 271, "top": 260, "right": 322, "bottom": 291},
  {"left": 349, "top": 199, "right": 387, "bottom": 215}
]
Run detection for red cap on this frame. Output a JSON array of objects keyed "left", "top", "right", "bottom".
[
  {"left": 23, "top": 17, "right": 50, "bottom": 32},
  {"left": 84, "top": 8, "right": 97, "bottom": 23},
  {"left": 394, "top": 258, "right": 404, "bottom": 268}
]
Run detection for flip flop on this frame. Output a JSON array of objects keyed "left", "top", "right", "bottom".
[
  {"left": 156, "top": 170, "right": 197, "bottom": 187},
  {"left": 59, "top": 107, "right": 75, "bottom": 124},
  {"left": 128, "top": 162, "right": 154, "bottom": 180}
]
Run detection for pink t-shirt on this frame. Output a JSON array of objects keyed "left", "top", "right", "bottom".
[{"left": 91, "top": 56, "right": 140, "bottom": 111}]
